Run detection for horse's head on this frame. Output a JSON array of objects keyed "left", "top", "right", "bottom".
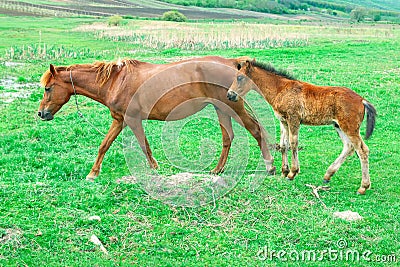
[
  {"left": 227, "top": 59, "right": 255, "bottom": 102},
  {"left": 38, "top": 64, "right": 71, "bottom": 120}
]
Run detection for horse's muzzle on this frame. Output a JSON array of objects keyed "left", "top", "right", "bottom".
[
  {"left": 38, "top": 110, "right": 54, "bottom": 121},
  {"left": 227, "top": 90, "right": 239, "bottom": 102}
]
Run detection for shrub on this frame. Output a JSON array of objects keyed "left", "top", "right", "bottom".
[
  {"left": 108, "top": 15, "right": 123, "bottom": 26},
  {"left": 350, "top": 8, "right": 367, "bottom": 22},
  {"left": 373, "top": 13, "right": 381, "bottom": 22},
  {"left": 161, "top": 11, "right": 187, "bottom": 22}
]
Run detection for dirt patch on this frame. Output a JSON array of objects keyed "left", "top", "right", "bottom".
[
  {"left": 0, "top": 76, "right": 38, "bottom": 104},
  {"left": 117, "top": 172, "right": 232, "bottom": 206},
  {"left": 116, "top": 175, "right": 137, "bottom": 184},
  {"left": 0, "top": 228, "right": 23, "bottom": 245},
  {"left": 141, "top": 172, "right": 231, "bottom": 206}
]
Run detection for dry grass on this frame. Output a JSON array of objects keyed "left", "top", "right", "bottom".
[
  {"left": 75, "top": 21, "right": 310, "bottom": 50},
  {"left": 74, "top": 20, "right": 400, "bottom": 51}
]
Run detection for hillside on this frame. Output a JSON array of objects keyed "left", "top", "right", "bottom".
[
  {"left": 159, "top": 0, "right": 400, "bottom": 21},
  {"left": 0, "top": 0, "right": 274, "bottom": 19},
  {"left": 324, "top": 0, "right": 400, "bottom": 12},
  {"left": 0, "top": 0, "right": 399, "bottom": 22},
  {"left": 159, "top": 0, "right": 400, "bottom": 13}
]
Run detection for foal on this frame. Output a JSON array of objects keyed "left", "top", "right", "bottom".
[{"left": 227, "top": 59, "right": 376, "bottom": 194}]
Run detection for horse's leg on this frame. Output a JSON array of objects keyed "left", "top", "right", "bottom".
[
  {"left": 348, "top": 134, "right": 371, "bottom": 195},
  {"left": 287, "top": 122, "right": 300, "bottom": 180},
  {"left": 323, "top": 125, "right": 355, "bottom": 183},
  {"left": 279, "top": 121, "right": 290, "bottom": 177},
  {"left": 235, "top": 109, "right": 276, "bottom": 174},
  {"left": 125, "top": 116, "right": 158, "bottom": 169},
  {"left": 86, "top": 119, "right": 124, "bottom": 181},
  {"left": 210, "top": 109, "right": 234, "bottom": 174}
]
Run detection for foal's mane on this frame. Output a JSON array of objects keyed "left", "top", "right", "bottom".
[
  {"left": 251, "top": 61, "right": 296, "bottom": 80},
  {"left": 40, "top": 59, "right": 141, "bottom": 87}
]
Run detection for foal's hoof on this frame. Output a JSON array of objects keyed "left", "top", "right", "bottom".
[
  {"left": 286, "top": 177, "right": 294, "bottom": 181},
  {"left": 357, "top": 188, "right": 367, "bottom": 195},
  {"left": 323, "top": 179, "right": 330, "bottom": 184},
  {"left": 267, "top": 166, "right": 276, "bottom": 175}
]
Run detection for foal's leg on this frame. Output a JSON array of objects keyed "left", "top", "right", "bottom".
[
  {"left": 86, "top": 119, "right": 124, "bottom": 181},
  {"left": 210, "top": 109, "right": 234, "bottom": 174},
  {"left": 323, "top": 125, "right": 355, "bottom": 183},
  {"left": 348, "top": 134, "right": 371, "bottom": 195},
  {"left": 287, "top": 122, "right": 300, "bottom": 180},
  {"left": 279, "top": 121, "right": 290, "bottom": 177},
  {"left": 125, "top": 116, "right": 158, "bottom": 169}
]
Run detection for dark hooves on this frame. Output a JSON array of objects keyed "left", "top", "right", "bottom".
[
  {"left": 210, "top": 169, "right": 224, "bottom": 175},
  {"left": 323, "top": 179, "right": 330, "bottom": 184},
  {"left": 286, "top": 177, "right": 294, "bottom": 181}
]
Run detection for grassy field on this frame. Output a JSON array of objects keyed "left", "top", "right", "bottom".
[{"left": 1, "top": 15, "right": 400, "bottom": 266}]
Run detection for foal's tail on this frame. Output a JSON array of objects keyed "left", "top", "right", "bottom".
[{"left": 362, "top": 100, "right": 376, "bottom": 139}]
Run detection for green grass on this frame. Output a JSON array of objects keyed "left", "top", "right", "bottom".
[{"left": 1, "top": 16, "right": 399, "bottom": 266}]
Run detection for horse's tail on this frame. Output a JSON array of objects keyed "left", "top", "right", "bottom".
[{"left": 362, "top": 100, "right": 376, "bottom": 139}]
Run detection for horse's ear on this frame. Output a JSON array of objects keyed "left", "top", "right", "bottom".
[{"left": 49, "top": 64, "right": 57, "bottom": 77}]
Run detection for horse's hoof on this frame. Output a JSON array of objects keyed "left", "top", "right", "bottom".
[
  {"left": 86, "top": 176, "right": 95, "bottom": 182},
  {"left": 323, "top": 179, "right": 330, "bottom": 184},
  {"left": 150, "top": 158, "right": 159, "bottom": 169},
  {"left": 210, "top": 168, "right": 224, "bottom": 175},
  {"left": 286, "top": 177, "right": 294, "bottom": 181}
]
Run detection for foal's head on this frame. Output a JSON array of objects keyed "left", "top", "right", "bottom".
[
  {"left": 227, "top": 59, "right": 255, "bottom": 102},
  {"left": 37, "top": 64, "right": 71, "bottom": 120}
]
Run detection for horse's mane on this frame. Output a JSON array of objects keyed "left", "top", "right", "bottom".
[
  {"left": 93, "top": 59, "right": 140, "bottom": 86},
  {"left": 40, "top": 70, "right": 53, "bottom": 87},
  {"left": 251, "top": 61, "right": 296, "bottom": 80},
  {"left": 40, "top": 59, "right": 141, "bottom": 87}
]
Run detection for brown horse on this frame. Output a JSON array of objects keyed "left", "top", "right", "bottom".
[
  {"left": 38, "top": 56, "right": 276, "bottom": 181},
  {"left": 227, "top": 59, "right": 376, "bottom": 194}
]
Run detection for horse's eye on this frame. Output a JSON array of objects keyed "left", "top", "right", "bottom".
[
  {"left": 45, "top": 87, "right": 51, "bottom": 92},
  {"left": 237, "top": 75, "right": 244, "bottom": 82}
]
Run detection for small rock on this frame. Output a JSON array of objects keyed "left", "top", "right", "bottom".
[
  {"left": 35, "top": 230, "right": 43, "bottom": 236},
  {"left": 90, "top": 234, "right": 108, "bottom": 255},
  {"left": 109, "top": 236, "right": 118, "bottom": 243},
  {"left": 88, "top": 215, "right": 101, "bottom": 222},
  {"left": 333, "top": 210, "right": 363, "bottom": 221}
]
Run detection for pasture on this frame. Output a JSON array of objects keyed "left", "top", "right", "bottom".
[{"left": 1, "top": 15, "right": 400, "bottom": 266}]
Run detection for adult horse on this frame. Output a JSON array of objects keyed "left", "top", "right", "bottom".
[
  {"left": 38, "top": 56, "right": 276, "bottom": 181},
  {"left": 227, "top": 59, "right": 376, "bottom": 194}
]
